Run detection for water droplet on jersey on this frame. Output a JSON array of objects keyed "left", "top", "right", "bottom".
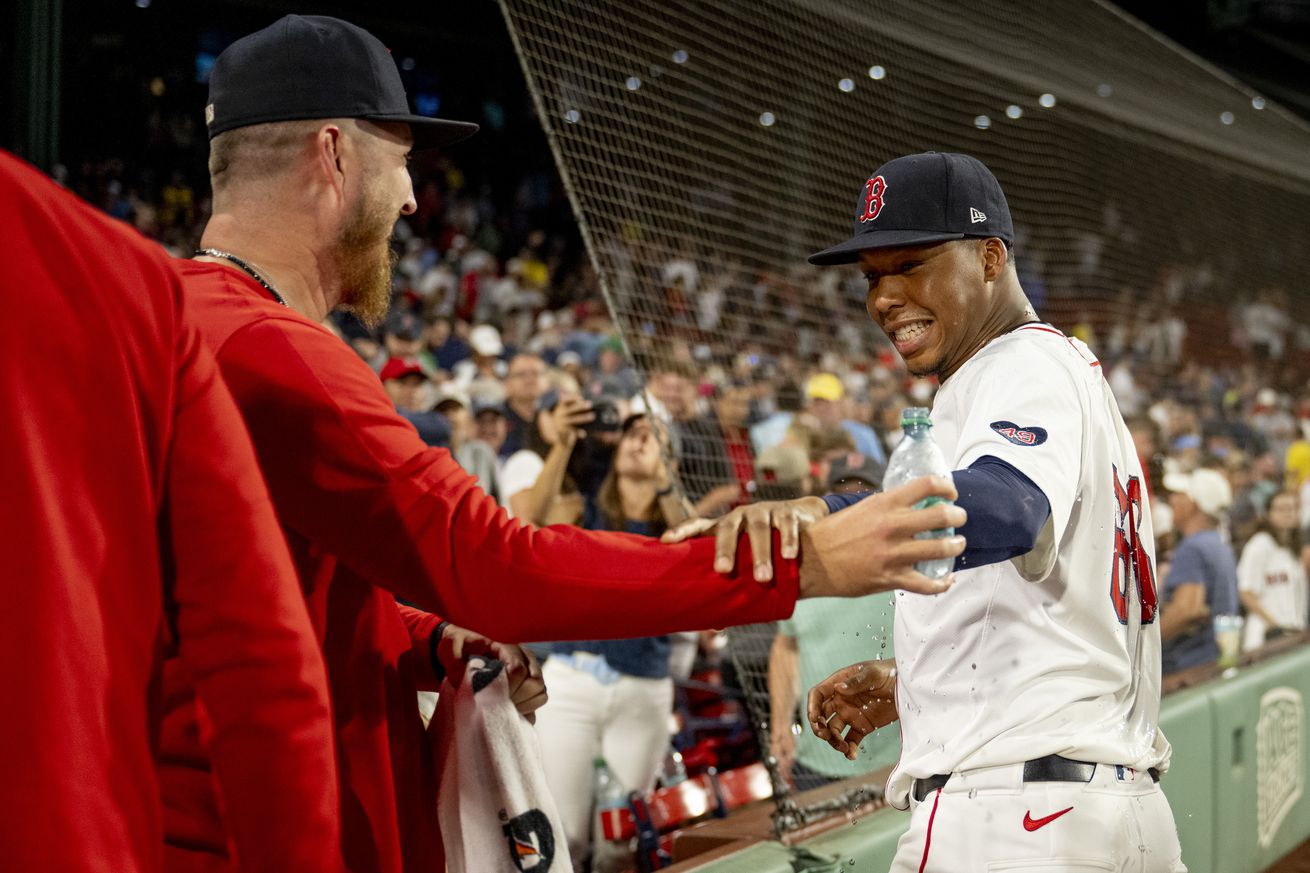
[{"left": 971, "top": 663, "right": 977, "bottom": 670}]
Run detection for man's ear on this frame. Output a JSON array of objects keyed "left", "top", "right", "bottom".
[
  {"left": 981, "top": 238, "right": 1008, "bottom": 282},
  {"left": 312, "top": 122, "right": 347, "bottom": 205}
]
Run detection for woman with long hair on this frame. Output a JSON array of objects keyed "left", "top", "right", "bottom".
[
  {"left": 533, "top": 412, "right": 691, "bottom": 872},
  {"left": 1238, "top": 490, "right": 1308, "bottom": 649}
]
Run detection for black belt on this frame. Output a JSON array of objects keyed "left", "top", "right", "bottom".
[{"left": 911, "top": 754, "right": 1160, "bottom": 802}]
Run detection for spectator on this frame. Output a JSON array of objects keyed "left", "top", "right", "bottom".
[
  {"left": 1238, "top": 491, "right": 1308, "bottom": 649},
  {"left": 501, "top": 394, "right": 596, "bottom": 524},
  {"left": 1161, "top": 468, "right": 1240, "bottom": 674},
  {"left": 501, "top": 352, "right": 548, "bottom": 458},
  {"left": 769, "top": 596, "right": 899, "bottom": 791},
  {"left": 754, "top": 443, "right": 811, "bottom": 502},
  {"left": 591, "top": 336, "right": 642, "bottom": 399},
  {"left": 473, "top": 401, "right": 510, "bottom": 457},
  {"left": 380, "top": 356, "right": 451, "bottom": 448},
  {"left": 533, "top": 413, "right": 692, "bottom": 871},
  {"left": 827, "top": 451, "right": 886, "bottom": 494},
  {"left": 383, "top": 311, "right": 426, "bottom": 362},
  {"left": 453, "top": 323, "right": 507, "bottom": 399},
  {"left": 434, "top": 384, "right": 499, "bottom": 500},
  {"left": 805, "top": 372, "right": 886, "bottom": 464},
  {"left": 428, "top": 315, "right": 470, "bottom": 372},
  {"left": 750, "top": 381, "right": 803, "bottom": 454},
  {"left": 679, "top": 382, "right": 756, "bottom": 515}
]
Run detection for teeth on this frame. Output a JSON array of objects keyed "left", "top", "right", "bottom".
[{"left": 893, "top": 321, "right": 930, "bottom": 343}]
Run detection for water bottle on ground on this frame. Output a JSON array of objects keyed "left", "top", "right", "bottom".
[
  {"left": 593, "top": 756, "right": 627, "bottom": 811},
  {"left": 882, "top": 406, "right": 956, "bottom": 580},
  {"left": 657, "top": 745, "right": 688, "bottom": 788}
]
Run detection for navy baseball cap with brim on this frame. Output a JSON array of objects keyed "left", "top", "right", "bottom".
[
  {"left": 206, "top": 14, "right": 478, "bottom": 150},
  {"left": 809, "top": 152, "right": 1014, "bottom": 265}
]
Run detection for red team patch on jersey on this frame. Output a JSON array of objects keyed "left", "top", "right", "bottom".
[
  {"left": 859, "top": 175, "right": 887, "bottom": 222},
  {"left": 989, "top": 420, "right": 1048, "bottom": 446}
]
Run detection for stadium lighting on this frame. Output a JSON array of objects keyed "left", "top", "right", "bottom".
[
  {"left": 1220, "top": 111, "right": 1235, "bottom": 125},
  {"left": 1252, "top": 96, "right": 1266, "bottom": 110},
  {"left": 974, "top": 115, "right": 991, "bottom": 130},
  {"left": 564, "top": 109, "right": 581, "bottom": 124},
  {"left": 672, "top": 49, "right": 689, "bottom": 64},
  {"left": 838, "top": 78, "right": 855, "bottom": 92},
  {"left": 1096, "top": 83, "right": 1113, "bottom": 98},
  {"left": 868, "top": 65, "right": 887, "bottom": 80},
  {"left": 1006, "top": 104, "right": 1023, "bottom": 119},
  {"left": 759, "top": 111, "right": 777, "bottom": 127},
  {"left": 1039, "top": 93, "right": 1057, "bottom": 108},
  {"left": 625, "top": 76, "right": 642, "bottom": 91}
]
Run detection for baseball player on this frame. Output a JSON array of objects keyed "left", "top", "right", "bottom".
[
  {"left": 0, "top": 149, "right": 340, "bottom": 872},
  {"left": 682, "top": 153, "right": 1184, "bottom": 871}
]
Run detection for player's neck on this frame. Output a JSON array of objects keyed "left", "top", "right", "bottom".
[{"left": 200, "top": 213, "right": 337, "bottom": 322}]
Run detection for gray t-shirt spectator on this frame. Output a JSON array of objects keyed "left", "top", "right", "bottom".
[{"left": 1162, "top": 529, "right": 1239, "bottom": 674}]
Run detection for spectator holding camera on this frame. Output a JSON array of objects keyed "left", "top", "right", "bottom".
[
  {"left": 501, "top": 393, "right": 598, "bottom": 525},
  {"left": 534, "top": 412, "right": 691, "bottom": 870},
  {"left": 1238, "top": 490, "right": 1308, "bottom": 649}
]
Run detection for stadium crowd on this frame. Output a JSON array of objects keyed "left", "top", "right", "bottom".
[{"left": 59, "top": 143, "right": 1310, "bottom": 866}]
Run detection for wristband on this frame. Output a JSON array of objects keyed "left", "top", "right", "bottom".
[{"left": 430, "top": 620, "right": 451, "bottom": 684}]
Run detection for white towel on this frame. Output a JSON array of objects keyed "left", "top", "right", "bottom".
[{"left": 434, "top": 656, "right": 572, "bottom": 872}]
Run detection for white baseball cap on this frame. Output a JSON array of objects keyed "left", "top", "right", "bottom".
[
  {"left": 469, "top": 324, "right": 504, "bottom": 357},
  {"left": 1163, "top": 468, "right": 1232, "bottom": 517}
]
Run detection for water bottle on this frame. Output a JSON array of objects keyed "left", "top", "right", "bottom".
[
  {"left": 657, "top": 746, "right": 688, "bottom": 788},
  {"left": 593, "top": 756, "right": 627, "bottom": 811},
  {"left": 882, "top": 407, "right": 955, "bottom": 580}
]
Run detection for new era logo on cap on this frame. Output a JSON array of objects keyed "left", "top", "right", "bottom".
[{"left": 808, "top": 152, "right": 1015, "bottom": 265}]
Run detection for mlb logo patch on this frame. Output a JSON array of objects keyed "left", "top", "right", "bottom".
[
  {"left": 1115, "top": 765, "right": 1138, "bottom": 782},
  {"left": 990, "top": 420, "right": 1047, "bottom": 446}
]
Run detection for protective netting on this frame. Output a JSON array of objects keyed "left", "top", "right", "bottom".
[{"left": 497, "top": 0, "right": 1310, "bottom": 833}]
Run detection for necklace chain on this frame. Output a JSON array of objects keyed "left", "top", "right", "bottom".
[{"left": 194, "top": 248, "right": 287, "bottom": 307}]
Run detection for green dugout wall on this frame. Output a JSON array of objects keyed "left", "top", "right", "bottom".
[{"left": 684, "top": 644, "right": 1310, "bottom": 873}]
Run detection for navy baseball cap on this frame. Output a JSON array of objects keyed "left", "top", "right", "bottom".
[
  {"left": 808, "top": 152, "right": 1013, "bottom": 265},
  {"left": 205, "top": 15, "right": 478, "bottom": 150}
]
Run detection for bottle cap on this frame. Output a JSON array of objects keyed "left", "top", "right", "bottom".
[{"left": 901, "top": 406, "right": 932, "bottom": 427}]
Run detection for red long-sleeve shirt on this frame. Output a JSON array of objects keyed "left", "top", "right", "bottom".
[
  {"left": 0, "top": 151, "right": 339, "bottom": 872},
  {"left": 167, "top": 259, "right": 801, "bottom": 873}
]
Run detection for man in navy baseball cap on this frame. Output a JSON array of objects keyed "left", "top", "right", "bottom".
[
  {"left": 808, "top": 152, "right": 1026, "bottom": 381},
  {"left": 808, "top": 152, "right": 1013, "bottom": 264}
]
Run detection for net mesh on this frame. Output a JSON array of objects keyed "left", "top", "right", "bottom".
[{"left": 497, "top": 0, "right": 1310, "bottom": 832}]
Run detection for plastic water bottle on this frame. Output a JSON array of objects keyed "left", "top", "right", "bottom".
[
  {"left": 882, "top": 407, "right": 956, "bottom": 580},
  {"left": 657, "top": 746, "right": 688, "bottom": 788},
  {"left": 593, "top": 757, "right": 627, "bottom": 811}
]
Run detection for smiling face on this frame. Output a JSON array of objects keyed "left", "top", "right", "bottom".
[
  {"left": 860, "top": 238, "right": 1022, "bottom": 380},
  {"left": 335, "top": 121, "right": 417, "bottom": 326}
]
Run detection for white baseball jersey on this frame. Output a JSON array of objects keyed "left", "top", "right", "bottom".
[
  {"left": 1237, "top": 531, "right": 1308, "bottom": 649},
  {"left": 887, "top": 324, "right": 1171, "bottom": 809}
]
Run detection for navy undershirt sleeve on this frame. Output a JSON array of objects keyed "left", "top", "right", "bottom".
[{"left": 820, "top": 455, "right": 1052, "bottom": 571}]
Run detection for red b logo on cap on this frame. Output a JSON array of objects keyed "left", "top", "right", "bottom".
[{"left": 859, "top": 175, "right": 887, "bottom": 223}]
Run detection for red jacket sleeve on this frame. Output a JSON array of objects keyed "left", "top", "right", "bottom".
[
  {"left": 216, "top": 318, "right": 800, "bottom": 643},
  {"left": 398, "top": 605, "right": 443, "bottom": 692},
  {"left": 165, "top": 313, "right": 342, "bottom": 872}
]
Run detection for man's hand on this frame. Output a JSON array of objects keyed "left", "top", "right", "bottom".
[
  {"left": 799, "top": 476, "right": 965, "bottom": 597},
  {"left": 661, "top": 496, "right": 831, "bottom": 581},
  {"left": 436, "top": 624, "right": 548, "bottom": 723},
  {"left": 807, "top": 659, "right": 899, "bottom": 761},
  {"left": 769, "top": 725, "right": 798, "bottom": 788}
]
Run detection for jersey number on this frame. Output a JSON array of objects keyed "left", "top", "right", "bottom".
[{"left": 1110, "top": 465, "right": 1157, "bottom": 625}]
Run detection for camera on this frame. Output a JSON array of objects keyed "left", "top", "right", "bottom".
[{"left": 585, "top": 398, "right": 623, "bottom": 436}]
